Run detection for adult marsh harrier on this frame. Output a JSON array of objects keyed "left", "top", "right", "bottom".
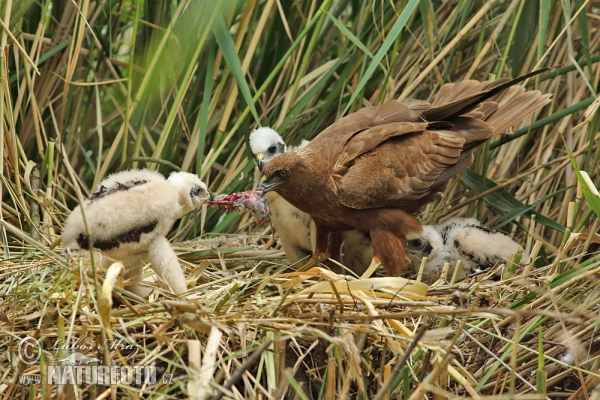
[
  {"left": 250, "top": 128, "right": 373, "bottom": 273},
  {"left": 259, "top": 70, "right": 551, "bottom": 276}
]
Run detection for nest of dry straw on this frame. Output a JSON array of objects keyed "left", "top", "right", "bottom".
[
  {"left": 1, "top": 230, "right": 599, "bottom": 399},
  {"left": 2, "top": 1, "right": 600, "bottom": 398}
]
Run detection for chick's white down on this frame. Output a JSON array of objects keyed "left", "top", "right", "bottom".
[
  {"left": 250, "top": 127, "right": 372, "bottom": 273},
  {"left": 406, "top": 217, "right": 527, "bottom": 283},
  {"left": 62, "top": 169, "right": 211, "bottom": 297}
]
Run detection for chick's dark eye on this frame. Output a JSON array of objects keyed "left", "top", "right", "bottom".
[
  {"left": 408, "top": 238, "right": 426, "bottom": 250},
  {"left": 267, "top": 145, "right": 277, "bottom": 155},
  {"left": 190, "top": 184, "right": 206, "bottom": 198}
]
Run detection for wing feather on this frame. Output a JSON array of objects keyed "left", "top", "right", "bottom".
[
  {"left": 432, "top": 80, "right": 494, "bottom": 105},
  {"left": 335, "top": 128, "right": 477, "bottom": 209},
  {"left": 334, "top": 121, "right": 429, "bottom": 171},
  {"left": 308, "top": 99, "right": 430, "bottom": 166}
]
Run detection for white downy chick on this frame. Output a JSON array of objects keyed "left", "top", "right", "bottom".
[
  {"left": 438, "top": 218, "right": 527, "bottom": 275},
  {"left": 250, "top": 127, "right": 372, "bottom": 274},
  {"left": 406, "top": 217, "right": 526, "bottom": 283},
  {"left": 62, "top": 169, "right": 212, "bottom": 297}
]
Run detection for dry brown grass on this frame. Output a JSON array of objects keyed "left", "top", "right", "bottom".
[{"left": 2, "top": 0, "right": 600, "bottom": 398}]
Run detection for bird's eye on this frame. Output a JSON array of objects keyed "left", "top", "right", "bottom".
[
  {"left": 267, "top": 145, "right": 277, "bottom": 155},
  {"left": 410, "top": 239, "right": 423, "bottom": 247},
  {"left": 277, "top": 169, "right": 289, "bottom": 178},
  {"left": 407, "top": 238, "right": 429, "bottom": 251},
  {"left": 190, "top": 184, "right": 206, "bottom": 198}
]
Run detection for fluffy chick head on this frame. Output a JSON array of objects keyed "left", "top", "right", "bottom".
[
  {"left": 405, "top": 226, "right": 448, "bottom": 278},
  {"left": 249, "top": 127, "right": 286, "bottom": 171},
  {"left": 168, "top": 171, "right": 212, "bottom": 215}
]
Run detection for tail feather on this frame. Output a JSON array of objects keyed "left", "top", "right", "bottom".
[
  {"left": 432, "top": 80, "right": 488, "bottom": 105},
  {"left": 463, "top": 102, "right": 499, "bottom": 120},
  {"left": 424, "top": 67, "right": 551, "bottom": 122},
  {"left": 486, "top": 91, "right": 552, "bottom": 135},
  {"left": 430, "top": 72, "right": 552, "bottom": 140}
]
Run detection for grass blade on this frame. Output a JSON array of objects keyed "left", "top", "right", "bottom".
[
  {"left": 342, "top": 0, "right": 420, "bottom": 115},
  {"left": 461, "top": 170, "right": 566, "bottom": 233},
  {"left": 213, "top": 13, "right": 261, "bottom": 125},
  {"left": 566, "top": 142, "right": 600, "bottom": 221}
]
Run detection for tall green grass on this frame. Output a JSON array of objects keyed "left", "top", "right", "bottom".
[{"left": 2, "top": 0, "right": 598, "bottom": 245}]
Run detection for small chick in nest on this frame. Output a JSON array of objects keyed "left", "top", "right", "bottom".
[
  {"left": 62, "top": 169, "right": 213, "bottom": 297},
  {"left": 405, "top": 217, "right": 527, "bottom": 283}
]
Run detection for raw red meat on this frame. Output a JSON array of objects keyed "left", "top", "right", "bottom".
[{"left": 212, "top": 190, "right": 270, "bottom": 224}]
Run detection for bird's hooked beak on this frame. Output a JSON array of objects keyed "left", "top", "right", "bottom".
[
  {"left": 255, "top": 153, "right": 265, "bottom": 171},
  {"left": 257, "top": 174, "right": 281, "bottom": 193},
  {"left": 199, "top": 190, "right": 214, "bottom": 205}
]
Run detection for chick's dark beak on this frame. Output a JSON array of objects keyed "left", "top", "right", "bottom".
[
  {"left": 256, "top": 154, "right": 265, "bottom": 171},
  {"left": 207, "top": 190, "right": 214, "bottom": 202}
]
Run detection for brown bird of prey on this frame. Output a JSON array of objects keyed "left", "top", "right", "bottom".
[
  {"left": 250, "top": 127, "right": 373, "bottom": 273},
  {"left": 258, "top": 70, "right": 551, "bottom": 277}
]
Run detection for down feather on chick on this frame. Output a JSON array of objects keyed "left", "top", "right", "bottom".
[
  {"left": 250, "top": 127, "right": 373, "bottom": 273},
  {"left": 405, "top": 217, "right": 527, "bottom": 283},
  {"left": 62, "top": 169, "right": 212, "bottom": 297}
]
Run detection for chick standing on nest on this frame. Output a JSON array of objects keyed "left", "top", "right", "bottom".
[
  {"left": 406, "top": 217, "right": 527, "bottom": 283},
  {"left": 62, "top": 169, "right": 213, "bottom": 297}
]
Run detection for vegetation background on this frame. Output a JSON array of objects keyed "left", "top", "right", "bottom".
[{"left": 1, "top": 0, "right": 600, "bottom": 398}]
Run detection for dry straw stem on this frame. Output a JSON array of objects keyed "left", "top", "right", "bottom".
[{"left": 2, "top": 0, "right": 600, "bottom": 398}]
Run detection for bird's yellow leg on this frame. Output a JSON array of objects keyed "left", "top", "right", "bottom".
[
  {"left": 361, "top": 257, "right": 382, "bottom": 279},
  {"left": 298, "top": 257, "right": 318, "bottom": 272},
  {"left": 298, "top": 248, "right": 331, "bottom": 272}
]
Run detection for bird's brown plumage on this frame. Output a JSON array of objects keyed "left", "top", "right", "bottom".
[{"left": 259, "top": 70, "right": 552, "bottom": 276}]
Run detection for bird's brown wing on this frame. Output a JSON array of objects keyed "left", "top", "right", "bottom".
[
  {"left": 308, "top": 99, "right": 431, "bottom": 166},
  {"left": 334, "top": 118, "right": 493, "bottom": 209},
  {"left": 333, "top": 121, "right": 429, "bottom": 172},
  {"left": 323, "top": 69, "right": 550, "bottom": 210}
]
